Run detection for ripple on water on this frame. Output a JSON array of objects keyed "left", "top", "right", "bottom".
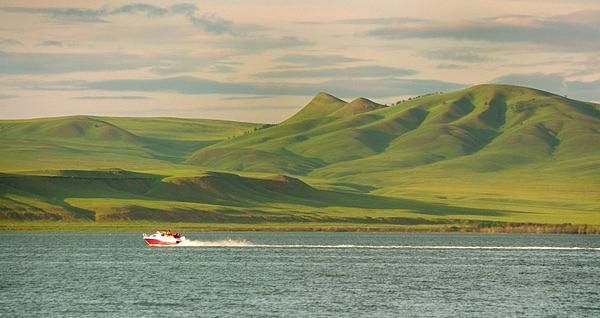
[{"left": 0, "top": 232, "right": 599, "bottom": 317}]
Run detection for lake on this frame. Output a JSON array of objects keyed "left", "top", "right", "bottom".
[{"left": 1, "top": 232, "right": 599, "bottom": 317}]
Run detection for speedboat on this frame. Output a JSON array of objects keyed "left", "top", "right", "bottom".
[{"left": 143, "top": 230, "right": 186, "bottom": 246}]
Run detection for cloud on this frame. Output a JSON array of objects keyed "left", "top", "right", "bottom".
[
  {"left": 551, "top": 9, "right": 600, "bottom": 24},
  {"left": 0, "top": 6, "right": 109, "bottom": 23},
  {"left": 493, "top": 72, "right": 600, "bottom": 101},
  {"left": 38, "top": 40, "right": 63, "bottom": 47},
  {"left": 0, "top": 94, "right": 18, "bottom": 99},
  {"left": 222, "top": 95, "right": 272, "bottom": 100},
  {"left": 210, "top": 64, "right": 237, "bottom": 73},
  {"left": 366, "top": 11, "right": 600, "bottom": 51},
  {"left": 436, "top": 64, "right": 468, "bottom": 70},
  {"left": 336, "top": 17, "right": 427, "bottom": 25},
  {"left": 299, "top": 17, "right": 426, "bottom": 25},
  {"left": 0, "top": 4, "right": 243, "bottom": 35},
  {"left": 318, "top": 78, "right": 465, "bottom": 97},
  {"left": 274, "top": 54, "right": 364, "bottom": 67},
  {"left": 84, "top": 76, "right": 296, "bottom": 95},
  {"left": 254, "top": 65, "right": 416, "bottom": 79},
  {"left": 151, "top": 65, "right": 195, "bottom": 75},
  {"left": 110, "top": 4, "right": 168, "bottom": 17},
  {"left": 0, "top": 37, "right": 23, "bottom": 46},
  {"left": 424, "top": 48, "right": 487, "bottom": 62},
  {"left": 219, "top": 36, "right": 312, "bottom": 52},
  {"left": 565, "top": 56, "right": 600, "bottom": 77},
  {"left": 149, "top": 54, "right": 214, "bottom": 75},
  {"left": 73, "top": 76, "right": 464, "bottom": 98},
  {"left": 169, "top": 3, "right": 198, "bottom": 15},
  {"left": 171, "top": 3, "right": 255, "bottom": 36},
  {"left": 0, "top": 51, "right": 145, "bottom": 74},
  {"left": 188, "top": 14, "right": 236, "bottom": 35},
  {"left": 2, "top": 79, "right": 88, "bottom": 91},
  {"left": 73, "top": 95, "right": 150, "bottom": 100},
  {"left": 493, "top": 73, "right": 567, "bottom": 94},
  {"left": 0, "top": 50, "right": 232, "bottom": 76},
  {"left": 196, "top": 104, "right": 302, "bottom": 112},
  {"left": 567, "top": 80, "right": 600, "bottom": 102},
  {"left": 1, "top": 4, "right": 173, "bottom": 22}
]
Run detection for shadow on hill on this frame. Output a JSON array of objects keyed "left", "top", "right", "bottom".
[
  {"left": 97, "top": 204, "right": 454, "bottom": 225},
  {"left": 1, "top": 169, "right": 518, "bottom": 222},
  {"left": 0, "top": 184, "right": 96, "bottom": 221},
  {"left": 187, "top": 148, "right": 326, "bottom": 175},
  {"left": 479, "top": 94, "right": 507, "bottom": 129},
  {"left": 97, "top": 205, "right": 334, "bottom": 223},
  {"left": 0, "top": 170, "right": 155, "bottom": 220},
  {"left": 140, "top": 137, "right": 218, "bottom": 163},
  {"left": 568, "top": 100, "right": 600, "bottom": 118},
  {"left": 328, "top": 182, "right": 378, "bottom": 193},
  {"left": 311, "top": 190, "right": 513, "bottom": 217}
]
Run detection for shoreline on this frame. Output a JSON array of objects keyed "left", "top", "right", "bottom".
[{"left": 1, "top": 222, "right": 599, "bottom": 234}]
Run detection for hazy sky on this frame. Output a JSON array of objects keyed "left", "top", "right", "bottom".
[{"left": 1, "top": 0, "right": 599, "bottom": 122}]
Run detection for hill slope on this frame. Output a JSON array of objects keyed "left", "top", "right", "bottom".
[
  {"left": 0, "top": 116, "right": 260, "bottom": 171},
  {"left": 190, "top": 84, "right": 600, "bottom": 179},
  {"left": 1, "top": 84, "right": 599, "bottom": 228}
]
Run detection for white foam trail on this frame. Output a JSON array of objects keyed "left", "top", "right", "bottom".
[
  {"left": 177, "top": 239, "right": 253, "bottom": 247},
  {"left": 170, "top": 240, "right": 600, "bottom": 251},
  {"left": 252, "top": 245, "right": 600, "bottom": 251}
]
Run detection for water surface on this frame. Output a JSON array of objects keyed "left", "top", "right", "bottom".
[{"left": 1, "top": 232, "right": 599, "bottom": 317}]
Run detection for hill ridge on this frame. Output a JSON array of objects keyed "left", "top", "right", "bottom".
[
  {"left": 1, "top": 83, "right": 599, "bottom": 227},
  {"left": 189, "top": 84, "right": 599, "bottom": 178},
  {"left": 333, "top": 97, "right": 386, "bottom": 116},
  {"left": 283, "top": 91, "right": 347, "bottom": 123}
]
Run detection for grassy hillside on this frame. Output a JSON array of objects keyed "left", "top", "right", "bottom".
[
  {"left": 195, "top": 84, "right": 599, "bottom": 176},
  {"left": 188, "top": 85, "right": 600, "bottom": 227},
  {"left": 1, "top": 84, "right": 599, "bottom": 230},
  {"left": 0, "top": 116, "right": 259, "bottom": 171},
  {"left": 6, "top": 168, "right": 589, "bottom": 227}
]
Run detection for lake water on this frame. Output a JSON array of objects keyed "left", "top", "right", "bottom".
[{"left": 1, "top": 232, "right": 599, "bottom": 317}]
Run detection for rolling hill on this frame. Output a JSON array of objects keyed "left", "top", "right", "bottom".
[
  {"left": 193, "top": 84, "right": 599, "bottom": 176},
  {"left": 0, "top": 116, "right": 260, "bottom": 171},
  {"left": 1, "top": 84, "right": 599, "bottom": 230}
]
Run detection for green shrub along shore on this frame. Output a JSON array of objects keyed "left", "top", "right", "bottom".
[
  {"left": 2, "top": 221, "right": 599, "bottom": 234},
  {"left": 1, "top": 84, "right": 598, "bottom": 232}
]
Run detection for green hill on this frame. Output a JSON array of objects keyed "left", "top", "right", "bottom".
[
  {"left": 192, "top": 84, "right": 599, "bottom": 177},
  {"left": 1, "top": 84, "right": 599, "bottom": 231},
  {"left": 0, "top": 116, "right": 259, "bottom": 171}
]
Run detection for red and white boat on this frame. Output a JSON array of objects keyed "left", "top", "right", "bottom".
[{"left": 143, "top": 230, "right": 187, "bottom": 246}]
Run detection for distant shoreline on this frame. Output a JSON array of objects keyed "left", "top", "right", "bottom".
[{"left": 1, "top": 222, "right": 598, "bottom": 234}]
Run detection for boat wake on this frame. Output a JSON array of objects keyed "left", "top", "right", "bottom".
[
  {"left": 170, "top": 240, "right": 600, "bottom": 251},
  {"left": 177, "top": 239, "right": 254, "bottom": 247}
]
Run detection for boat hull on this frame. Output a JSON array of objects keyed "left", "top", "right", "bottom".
[
  {"left": 143, "top": 238, "right": 181, "bottom": 246},
  {"left": 143, "top": 231, "right": 186, "bottom": 247}
]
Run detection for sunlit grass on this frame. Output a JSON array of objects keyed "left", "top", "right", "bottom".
[{"left": 1, "top": 85, "right": 599, "bottom": 231}]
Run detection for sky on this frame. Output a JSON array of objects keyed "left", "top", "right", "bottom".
[{"left": 1, "top": 0, "right": 599, "bottom": 123}]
